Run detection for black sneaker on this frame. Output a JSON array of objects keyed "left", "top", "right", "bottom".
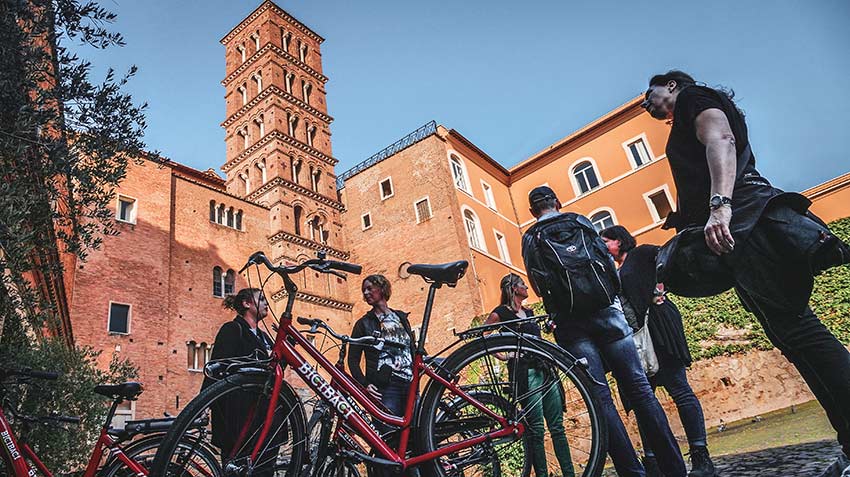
[
  {"left": 642, "top": 455, "right": 662, "bottom": 477},
  {"left": 688, "top": 446, "right": 717, "bottom": 477}
]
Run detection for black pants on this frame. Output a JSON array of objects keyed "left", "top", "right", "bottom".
[{"left": 732, "top": 205, "right": 850, "bottom": 456}]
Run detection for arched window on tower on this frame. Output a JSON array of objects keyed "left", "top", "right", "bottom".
[
  {"left": 224, "top": 269, "right": 235, "bottom": 295},
  {"left": 572, "top": 161, "right": 600, "bottom": 195},
  {"left": 280, "top": 29, "right": 291, "bottom": 52},
  {"left": 256, "top": 159, "right": 267, "bottom": 185},
  {"left": 238, "top": 84, "right": 247, "bottom": 106},
  {"left": 212, "top": 266, "right": 223, "bottom": 298},
  {"left": 237, "top": 44, "right": 246, "bottom": 63},
  {"left": 298, "top": 41, "right": 307, "bottom": 63},
  {"left": 255, "top": 115, "right": 265, "bottom": 139},
  {"left": 253, "top": 71, "right": 263, "bottom": 95},
  {"left": 291, "top": 157, "right": 301, "bottom": 184},
  {"left": 293, "top": 205, "right": 303, "bottom": 236},
  {"left": 250, "top": 31, "right": 260, "bottom": 51},
  {"left": 306, "top": 124, "right": 316, "bottom": 147},
  {"left": 284, "top": 72, "right": 294, "bottom": 94},
  {"left": 302, "top": 81, "right": 312, "bottom": 105},
  {"left": 288, "top": 114, "right": 299, "bottom": 137},
  {"left": 590, "top": 211, "right": 615, "bottom": 231},
  {"left": 240, "top": 170, "right": 250, "bottom": 195},
  {"left": 209, "top": 200, "right": 216, "bottom": 222},
  {"left": 309, "top": 216, "right": 325, "bottom": 244},
  {"left": 312, "top": 169, "right": 321, "bottom": 192},
  {"left": 226, "top": 207, "right": 234, "bottom": 228},
  {"left": 235, "top": 210, "right": 243, "bottom": 230}
]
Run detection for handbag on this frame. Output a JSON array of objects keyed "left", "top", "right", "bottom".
[{"left": 633, "top": 309, "right": 659, "bottom": 377}]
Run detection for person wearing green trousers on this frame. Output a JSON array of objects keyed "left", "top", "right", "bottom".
[{"left": 484, "top": 273, "right": 575, "bottom": 477}]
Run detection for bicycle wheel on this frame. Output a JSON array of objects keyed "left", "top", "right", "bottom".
[
  {"left": 150, "top": 372, "right": 306, "bottom": 477},
  {"left": 306, "top": 403, "right": 334, "bottom": 477},
  {"left": 100, "top": 433, "right": 221, "bottom": 477},
  {"left": 320, "top": 459, "right": 360, "bottom": 477},
  {"left": 418, "top": 334, "right": 607, "bottom": 477}
]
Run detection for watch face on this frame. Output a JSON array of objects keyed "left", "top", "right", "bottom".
[{"left": 710, "top": 196, "right": 722, "bottom": 207}]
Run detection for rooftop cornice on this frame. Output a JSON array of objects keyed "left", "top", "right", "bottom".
[
  {"left": 222, "top": 85, "right": 332, "bottom": 129},
  {"left": 222, "top": 131, "right": 338, "bottom": 173},
  {"left": 220, "top": 1, "right": 324, "bottom": 46},
  {"left": 222, "top": 43, "right": 327, "bottom": 88},
  {"left": 270, "top": 288, "right": 352, "bottom": 311},
  {"left": 246, "top": 176, "right": 344, "bottom": 211},
  {"left": 268, "top": 232, "right": 350, "bottom": 260}
]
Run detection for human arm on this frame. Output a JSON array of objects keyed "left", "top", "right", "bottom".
[
  {"left": 483, "top": 312, "right": 510, "bottom": 361},
  {"left": 346, "top": 319, "right": 368, "bottom": 387},
  {"left": 695, "top": 108, "right": 736, "bottom": 255}
]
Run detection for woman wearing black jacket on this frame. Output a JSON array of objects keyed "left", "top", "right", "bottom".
[
  {"left": 347, "top": 274, "right": 415, "bottom": 417},
  {"left": 600, "top": 226, "right": 716, "bottom": 477}
]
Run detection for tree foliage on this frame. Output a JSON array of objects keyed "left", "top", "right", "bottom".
[{"left": 0, "top": 0, "right": 147, "bottom": 471}]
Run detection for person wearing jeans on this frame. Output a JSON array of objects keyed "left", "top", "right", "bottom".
[
  {"left": 601, "top": 225, "right": 716, "bottom": 476},
  {"left": 522, "top": 186, "right": 687, "bottom": 477},
  {"left": 485, "top": 273, "right": 575, "bottom": 477}
]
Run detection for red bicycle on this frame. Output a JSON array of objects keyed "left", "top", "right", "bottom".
[
  {"left": 151, "top": 251, "right": 607, "bottom": 477},
  {"left": 0, "top": 369, "right": 220, "bottom": 477}
]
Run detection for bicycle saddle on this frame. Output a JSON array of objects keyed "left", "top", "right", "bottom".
[
  {"left": 407, "top": 260, "right": 468, "bottom": 286},
  {"left": 94, "top": 382, "right": 143, "bottom": 400}
]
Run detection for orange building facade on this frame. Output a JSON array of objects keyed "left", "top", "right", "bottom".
[{"left": 62, "top": 1, "right": 850, "bottom": 423}]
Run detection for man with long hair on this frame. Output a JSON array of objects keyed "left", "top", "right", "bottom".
[{"left": 643, "top": 70, "right": 850, "bottom": 475}]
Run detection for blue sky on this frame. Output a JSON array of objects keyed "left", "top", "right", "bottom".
[{"left": 74, "top": 0, "right": 850, "bottom": 191}]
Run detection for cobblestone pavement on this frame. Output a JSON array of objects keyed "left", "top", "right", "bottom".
[{"left": 600, "top": 440, "right": 842, "bottom": 476}]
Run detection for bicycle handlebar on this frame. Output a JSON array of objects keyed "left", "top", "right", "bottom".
[
  {"left": 239, "top": 251, "right": 362, "bottom": 277},
  {"left": 296, "top": 317, "right": 406, "bottom": 351}
]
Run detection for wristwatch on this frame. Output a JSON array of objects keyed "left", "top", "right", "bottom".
[{"left": 709, "top": 194, "right": 733, "bottom": 211}]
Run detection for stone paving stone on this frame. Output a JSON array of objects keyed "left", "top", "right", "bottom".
[{"left": 599, "top": 440, "right": 842, "bottom": 476}]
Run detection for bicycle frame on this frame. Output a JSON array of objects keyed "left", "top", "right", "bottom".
[
  {"left": 0, "top": 406, "right": 148, "bottom": 477},
  {"left": 241, "top": 261, "right": 524, "bottom": 472}
]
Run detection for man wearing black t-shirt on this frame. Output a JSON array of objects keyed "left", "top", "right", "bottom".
[{"left": 643, "top": 70, "right": 850, "bottom": 474}]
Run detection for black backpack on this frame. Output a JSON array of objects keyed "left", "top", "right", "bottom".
[{"left": 523, "top": 212, "right": 620, "bottom": 317}]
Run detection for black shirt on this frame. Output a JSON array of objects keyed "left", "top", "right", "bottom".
[
  {"left": 664, "top": 86, "right": 780, "bottom": 239},
  {"left": 491, "top": 305, "right": 540, "bottom": 337}
]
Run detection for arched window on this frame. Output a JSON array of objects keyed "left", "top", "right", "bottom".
[
  {"left": 280, "top": 29, "right": 290, "bottom": 52},
  {"left": 293, "top": 205, "right": 303, "bottom": 236},
  {"left": 235, "top": 210, "right": 243, "bottom": 230},
  {"left": 217, "top": 203, "right": 225, "bottom": 224},
  {"left": 212, "top": 266, "right": 223, "bottom": 297},
  {"left": 449, "top": 155, "right": 469, "bottom": 192},
  {"left": 237, "top": 43, "right": 246, "bottom": 63},
  {"left": 255, "top": 115, "right": 265, "bottom": 138},
  {"left": 209, "top": 200, "right": 216, "bottom": 222},
  {"left": 240, "top": 170, "right": 250, "bottom": 195},
  {"left": 462, "top": 209, "right": 485, "bottom": 251},
  {"left": 284, "top": 71, "right": 294, "bottom": 94},
  {"left": 290, "top": 156, "right": 301, "bottom": 184},
  {"left": 201, "top": 342, "right": 211, "bottom": 368},
  {"left": 256, "top": 160, "right": 267, "bottom": 185},
  {"left": 306, "top": 124, "right": 316, "bottom": 147},
  {"left": 226, "top": 207, "right": 234, "bottom": 228},
  {"left": 287, "top": 113, "right": 299, "bottom": 137},
  {"left": 573, "top": 161, "right": 600, "bottom": 194},
  {"left": 187, "top": 341, "right": 198, "bottom": 369},
  {"left": 590, "top": 211, "right": 615, "bottom": 231},
  {"left": 299, "top": 41, "right": 307, "bottom": 63},
  {"left": 250, "top": 32, "right": 260, "bottom": 51},
  {"left": 311, "top": 168, "right": 321, "bottom": 192},
  {"left": 224, "top": 269, "right": 235, "bottom": 295},
  {"left": 237, "top": 85, "right": 247, "bottom": 106},
  {"left": 253, "top": 72, "right": 263, "bottom": 94},
  {"left": 302, "top": 81, "right": 312, "bottom": 105}
]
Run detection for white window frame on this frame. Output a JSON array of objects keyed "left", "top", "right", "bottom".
[
  {"left": 461, "top": 206, "right": 487, "bottom": 252},
  {"left": 481, "top": 180, "right": 497, "bottom": 210},
  {"left": 413, "top": 196, "right": 433, "bottom": 224},
  {"left": 569, "top": 158, "right": 602, "bottom": 196},
  {"left": 361, "top": 212, "right": 372, "bottom": 231},
  {"left": 588, "top": 207, "right": 618, "bottom": 231},
  {"left": 493, "top": 229, "right": 511, "bottom": 264},
  {"left": 107, "top": 301, "right": 131, "bottom": 335},
  {"left": 448, "top": 152, "right": 471, "bottom": 193},
  {"left": 642, "top": 184, "right": 676, "bottom": 223},
  {"left": 379, "top": 177, "right": 394, "bottom": 200},
  {"left": 622, "top": 133, "right": 656, "bottom": 169},
  {"left": 116, "top": 194, "right": 137, "bottom": 224}
]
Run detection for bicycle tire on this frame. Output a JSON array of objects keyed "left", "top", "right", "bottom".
[
  {"left": 417, "top": 334, "right": 607, "bottom": 477},
  {"left": 99, "top": 433, "right": 221, "bottom": 477},
  {"left": 306, "top": 403, "right": 334, "bottom": 477},
  {"left": 150, "top": 372, "right": 306, "bottom": 477}
]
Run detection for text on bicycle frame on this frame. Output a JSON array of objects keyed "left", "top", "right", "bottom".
[{"left": 296, "top": 361, "right": 356, "bottom": 419}]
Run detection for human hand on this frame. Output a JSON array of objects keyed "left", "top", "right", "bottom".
[
  {"left": 704, "top": 206, "right": 734, "bottom": 255},
  {"left": 366, "top": 384, "right": 382, "bottom": 401}
]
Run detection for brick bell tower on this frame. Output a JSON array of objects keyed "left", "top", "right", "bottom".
[{"left": 219, "top": 1, "right": 353, "bottom": 326}]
